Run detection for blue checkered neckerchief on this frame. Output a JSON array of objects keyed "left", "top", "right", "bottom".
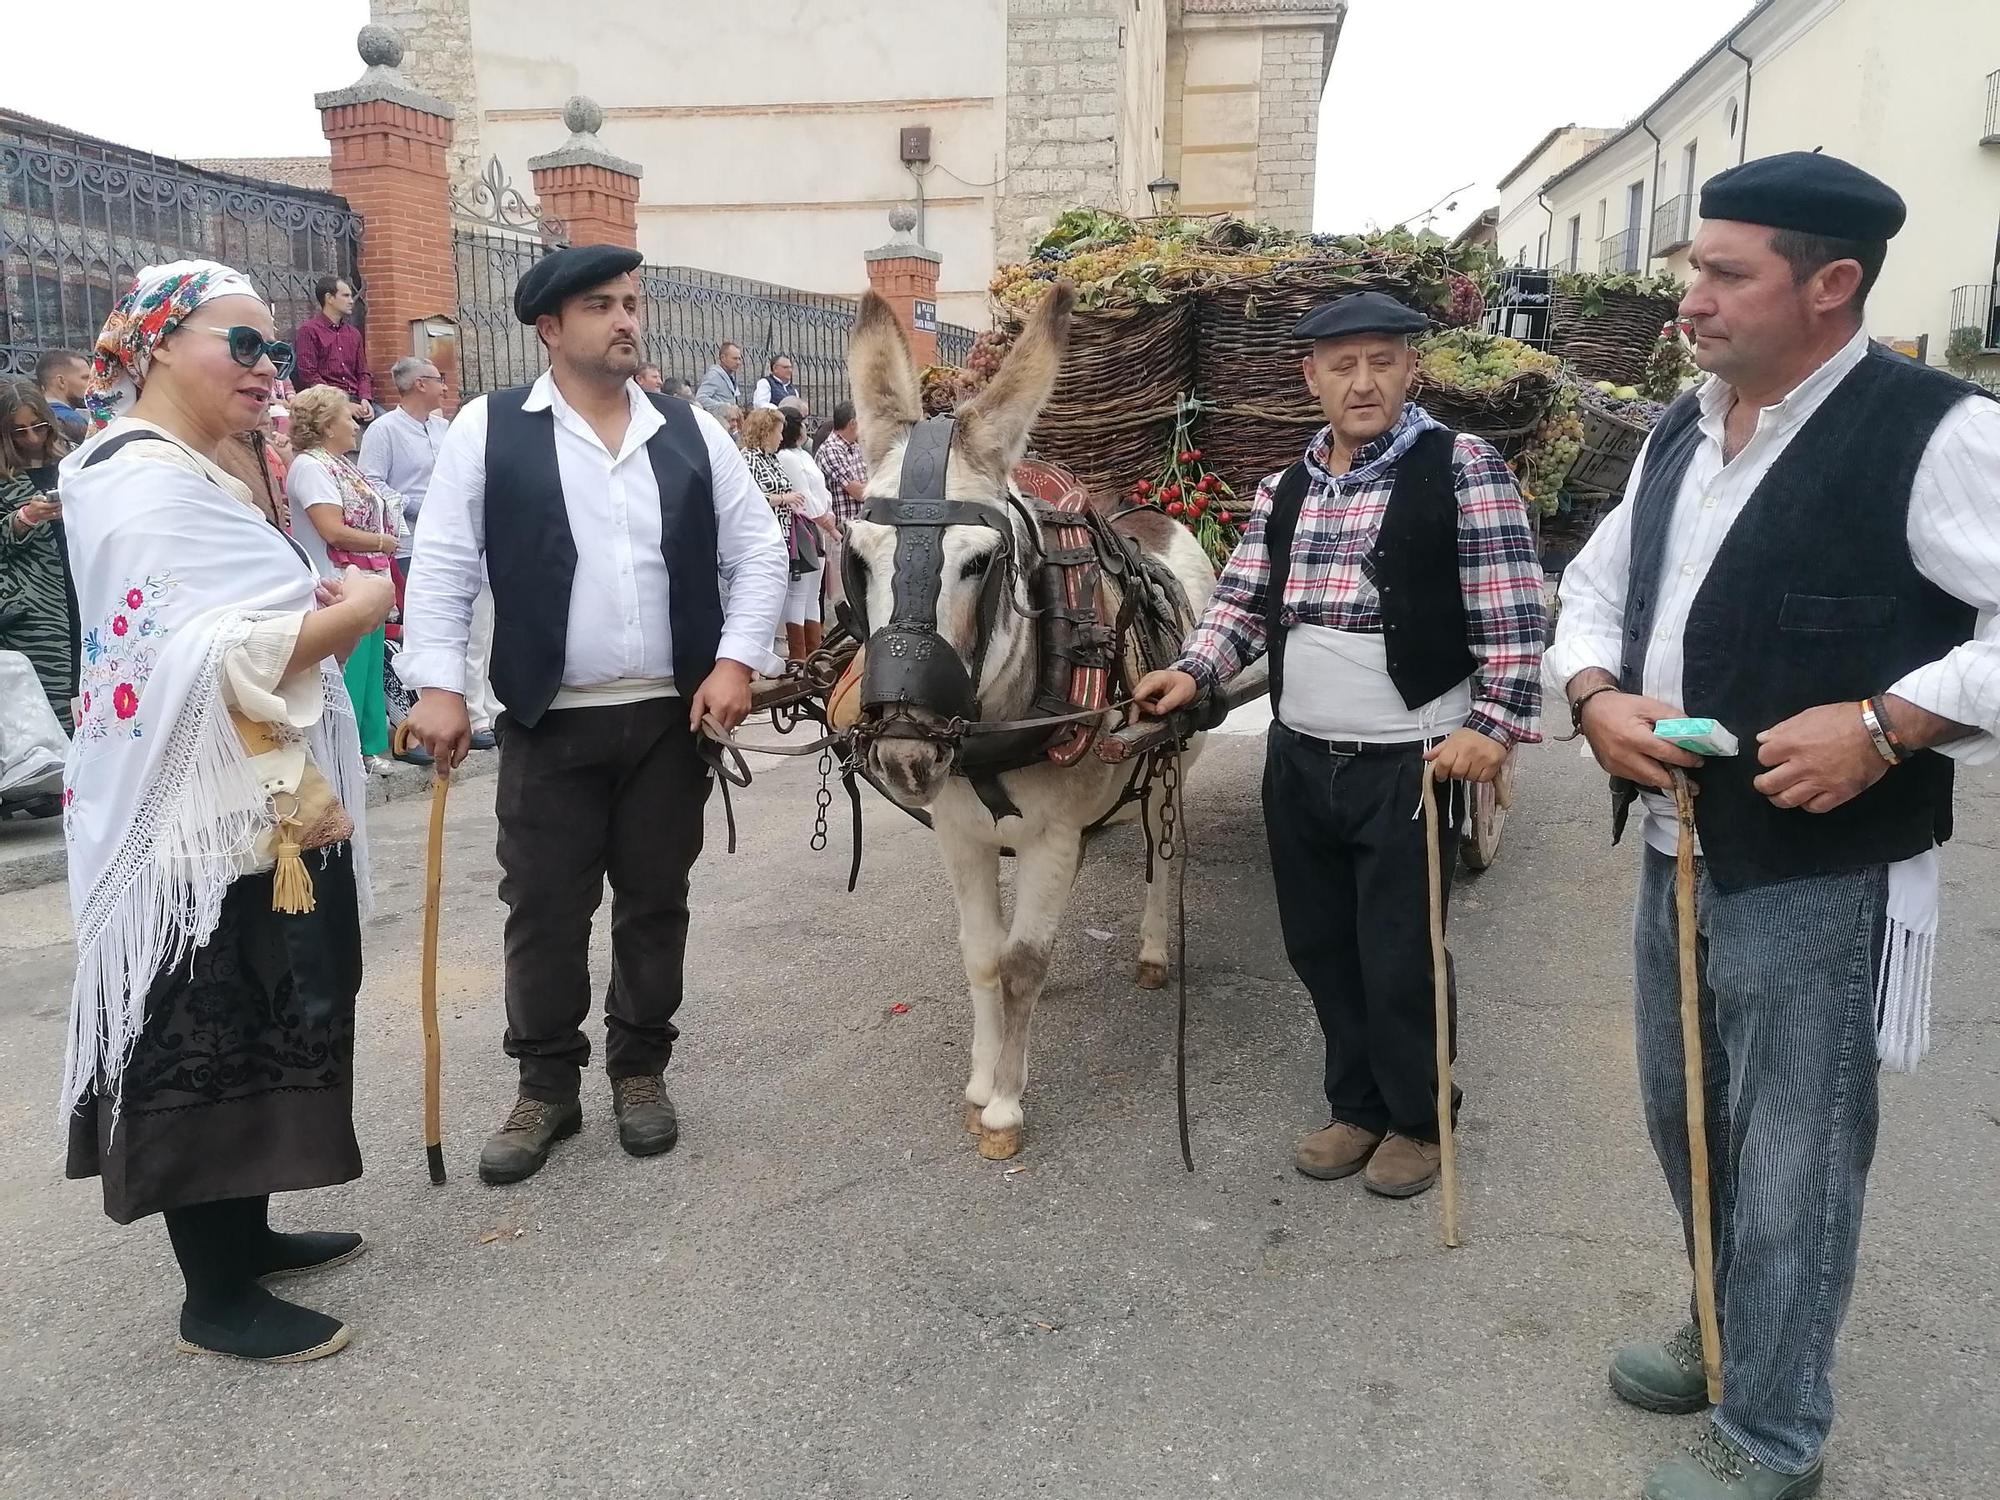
[{"left": 1301, "top": 403, "right": 1445, "bottom": 489}]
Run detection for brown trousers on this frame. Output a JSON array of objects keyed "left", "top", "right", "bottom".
[{"left": 495, "top": 698, "right": 711, "bottom": 1101}]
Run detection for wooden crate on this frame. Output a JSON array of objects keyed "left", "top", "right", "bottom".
[{"left": 1568, "top": 405, "right": 1650, "bottom": 498}]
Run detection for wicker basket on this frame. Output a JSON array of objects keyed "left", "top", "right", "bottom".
[
  {"left": 1022, "top": 300, "right": 1192, "bottom": 499},
  {"left": 1549, "top": 289, "right": 1679, "bottom": 387},
  {"left": 1410, "top": 372, "right": 1557, "bottom": 459}
]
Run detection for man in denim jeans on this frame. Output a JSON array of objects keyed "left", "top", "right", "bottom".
[{"left": 1552, "top": 153, "right": 2000, "bottom": 1499}]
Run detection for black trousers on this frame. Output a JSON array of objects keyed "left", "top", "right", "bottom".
[
  {"left": 495, "top": 698, "right": 712, "bottom": 1102},
  {"left": 1262, "top": 724, "right": 1461, "bottom": 1141}
]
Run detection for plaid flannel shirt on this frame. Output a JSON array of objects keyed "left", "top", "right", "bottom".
[
  {"left": 1175, "top": 404, "right": 1546, "bottom": 745},
  {"left": 817, "top": 432, "right": 868, "bottom": 522}
]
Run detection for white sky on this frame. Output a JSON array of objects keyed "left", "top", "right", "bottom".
[
  {"left": 13, "top": 0, "right": 1755, "bottom": 236},
  {"left": 1315, "top": 0, "right": 1758, "bottom": 237}
]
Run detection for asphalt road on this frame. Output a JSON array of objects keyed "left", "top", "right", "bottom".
[{"left": 1, "top": 706, "right": 1994, "bottom": 1499}]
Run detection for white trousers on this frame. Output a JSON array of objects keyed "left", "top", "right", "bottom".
[{"left": 465, "top": 583, "right": 500, "bottom": 732}]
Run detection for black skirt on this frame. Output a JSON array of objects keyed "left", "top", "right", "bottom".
[{"left": 66, "top": 846, "right": 364, "bottom": 1224}]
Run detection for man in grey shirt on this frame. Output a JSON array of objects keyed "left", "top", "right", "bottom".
[
  {"left": 360, "top": 356, "right": 500, "bottom": 752},
  {"left": 694, "top": 340, "right": 743, "bottom": 417}
]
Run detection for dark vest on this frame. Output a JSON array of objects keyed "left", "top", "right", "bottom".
[
  {"left": 482, "top": 388, "right": 723, "bottom": 728},
  {"left": 1616, "top": 345, "right": 1988, "bottom": 890},
  {"left": 1264, "top": 425, "right": 1476, "bottom": 717},
  {"left": 764, "top": 373, "right": 798, "bottom": 405}
]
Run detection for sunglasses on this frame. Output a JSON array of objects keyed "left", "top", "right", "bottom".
[{"left": 197, "top": 324, "right": 295, "bottom": 379}]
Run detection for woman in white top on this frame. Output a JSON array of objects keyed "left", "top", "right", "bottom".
[
  {"left": 774, "top": 404, "right": 837, "bottom": 659},
  {"left": 59, "top": 260, "right": 394, "bottom": 1364}
]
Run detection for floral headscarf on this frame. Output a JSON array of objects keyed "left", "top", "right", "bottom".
[{"left": 85, "top": 260, "right": 265, "bottom": 430}]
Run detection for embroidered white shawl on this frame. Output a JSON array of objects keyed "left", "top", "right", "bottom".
[{"left": 55, "top": 420, "right": 371, "bottom": 1121}]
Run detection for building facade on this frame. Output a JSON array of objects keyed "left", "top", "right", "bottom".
[
  {"left": 1498, "top": 0, "right": 2000, "bottom": 371},
  {"left": 371, "top": 0, "right": 1341, "bottom": 329}
]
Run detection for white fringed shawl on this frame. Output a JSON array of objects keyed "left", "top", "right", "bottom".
[{"left": 55, "top": 421, "right": 371, "bottom": 1122}]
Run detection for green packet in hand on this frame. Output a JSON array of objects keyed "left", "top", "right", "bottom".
[{"left": 1652, "top": 717, "right": 1739, "bottom": 757}]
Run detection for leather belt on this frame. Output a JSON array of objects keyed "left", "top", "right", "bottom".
[{"left": 1274, "top": 721, "right": 1444, "bottom": 758}]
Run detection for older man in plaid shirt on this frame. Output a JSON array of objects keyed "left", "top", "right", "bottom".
[{"left": 1137, "top": 291, "right": 1546, "bottom": 1198}]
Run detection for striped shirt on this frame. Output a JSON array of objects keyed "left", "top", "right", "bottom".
[
  {"left": 817, "top": 432, "right": 868, "bottom": 522},
  {"left": 1176, "top": 404, "right": 1546, "bottom": 744}
]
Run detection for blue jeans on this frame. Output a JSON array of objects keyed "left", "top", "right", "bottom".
[{"left": 1633, "top": 848, "right": 1885, "bottom": 1475}]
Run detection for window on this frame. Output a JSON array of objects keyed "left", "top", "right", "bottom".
[
  {"left": 1536, "top": 231, "right": 1548, "bottom": 268},
  {"left": 1726, "top": 98, "right": 1740, "bottom": 139},
  {"left": 1680, "top": 141, "right": 1699, "bottom": 200},
  {"left": 1624, "top": 181, "right": 1645, "bottom": 269},
  {"left": 1596, "top": 199, "right": 1607, "bottom": 240},
  {"left": 1566, "top": 215, "right": 1582, "bottom": 272}
]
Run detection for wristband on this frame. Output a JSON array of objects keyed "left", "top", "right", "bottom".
[
  {"left": 1562, "top": 681, "right": 1620, "bottom": 740},
  {"left": 1865, "top": 695, "right": 1909, "bottom": 764},
  {"left": 1858, "top": 699, "right": 1901, "bottom": 766}
]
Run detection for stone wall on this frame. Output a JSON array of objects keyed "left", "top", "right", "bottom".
[
  {"left": 1253, "top": 26, "right": 1325, "bottom": 233},
  {"left": 997, "top": 0, "right": 1131, "bottom": 261},
  {"left": 370, "top": 0, "right": 480, "bottom": 186}
]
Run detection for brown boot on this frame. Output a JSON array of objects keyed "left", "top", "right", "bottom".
[
  {"left": 477, "top": 1095, "right": 582, "bottom": 1185},
  {"left": 1362, "top": 1133, "right": 1441, "bottom": 1198},
  {"left": 1293, "top": 1121, "right": 1383, "bottom": 1180}
]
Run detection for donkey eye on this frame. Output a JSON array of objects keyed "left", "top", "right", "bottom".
[{"left": 960, "top": 552, "right": 993, "bottom": 580}]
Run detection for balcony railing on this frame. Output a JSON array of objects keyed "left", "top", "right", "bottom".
[
  {"left": 1599, "top": 228, "right": 1641, "bottom": 273},
  {"left": 1652, "top": 194, "right": 1693, "bottom": 256},
  {"left": 1948, "top": 282, "right": 2000, "bottom": 358},
  {"left": 1985, "top": 69, "right": 2000, "bottom": 146}
]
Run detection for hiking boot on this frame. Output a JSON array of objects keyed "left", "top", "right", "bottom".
[
  {"left": 611, "top": 1074, "right": 680, "bottom": 1157},
  {"left": 1612, "top": 1321, "right": 1715, "bottom": 1415},
  {"left": 1642, "top": 1423, "right": 1823, "bottom": 1500},
  {"left": 477, "top": 1095, "right": 582, "bottom": 1185},
  {"left": 1293, "top": 1121, "right": 1382, "bottom": 1181},
  {"left": 176, "top": 1287, "right": 349, "bottom": 1364},
  {"left": 1362, "top": 1133, "right": 1441, "bottom": 1198}
]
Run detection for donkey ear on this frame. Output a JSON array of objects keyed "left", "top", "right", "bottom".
[
  {"left": 954, "top": 280, "right": 1074, "bottom": 479},
  {"left": 850, "top": 291, "right": 923, "bottom": 469}
]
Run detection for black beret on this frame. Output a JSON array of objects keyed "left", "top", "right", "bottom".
[
  {"left": 1699, "top": 151, "right": 1905, "bottom": 241},
  {"left": 1291, "top": 290, "right": 1431, "bottom": 342},
  {"left": 513, "top": 244, "right": 646, "bottom": 324}
]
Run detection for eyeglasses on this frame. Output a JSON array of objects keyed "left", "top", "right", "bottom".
[
  {"left": 10, "top": 421, "right": 50, "bottom": 439},
  {"left": 197, "top": 325, "right": 295, "bottom": 379}
]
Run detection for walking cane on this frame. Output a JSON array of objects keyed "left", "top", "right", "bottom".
[
  {"left": 1420, "top": 761, "right": 1460, "bottom": 1249},
  {"left": 393, "top": 723, "right": 449, "bottom": 1185},
  {"left": 1670, "top": 768, "right": 1723, "bottom": 1403}
]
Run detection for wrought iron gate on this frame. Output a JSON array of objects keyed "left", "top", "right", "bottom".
[
  {"left": 0, "top": 110, "right": 363, "bottom": 379},
  {"left": 450, "top": 158, "right": 567, "bottom": 397}
]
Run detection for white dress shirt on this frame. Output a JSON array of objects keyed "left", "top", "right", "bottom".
[
  {"left": 1547, "top": 327, "right": 2000, "bottom": 853},
  {"left": 358, "top": 405, "right": 449, "bottom": 560},
  {"left": 396, "top": 371, "right": 788, "bottom": 702}
]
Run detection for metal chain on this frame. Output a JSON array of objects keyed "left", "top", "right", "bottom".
[
  {"left": 811, "top": 747, "right": 834, "bottom": 852},
  {"left": 1157, "top": 750, "right": 1180, "bottom": 864}
]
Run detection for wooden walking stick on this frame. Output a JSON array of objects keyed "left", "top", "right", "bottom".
[
  {"left": 1421, "top": 761, "right": 1460, "bottom": 1249},
  {"left": 394, "top": 723, "right": 449, "bottom": 1185},
  {"left": 1670, "top": 769, "right": 1723, "bottom": 1403}
]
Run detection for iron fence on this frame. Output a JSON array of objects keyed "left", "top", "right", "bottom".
[
  {"left": 452, "top": 227, "right": 562, "bottom": 396},
  {"left": 938, "top": 320, "right": 977, "bottom": 369},
  {"left": 1, "top": 111, "right": 363, "bottom": 379},
  {"left": 1651, "top": 194, "right": 1692, "bottom": 257},
  {"left": 1949, "top": 282, "right": 2000, "bottom": 356},
  {"left": 1599, "top": 227, "right": 1641, "bottom": 273},
  {"left": 634, "top": 264, "right": 859, "bottom": 412}
]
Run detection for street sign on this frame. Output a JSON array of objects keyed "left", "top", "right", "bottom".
[{"left": 913, "top": 299, "right": 938, "bottom": 333}]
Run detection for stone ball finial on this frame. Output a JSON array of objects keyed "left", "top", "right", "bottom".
[
  {"left": 357, "top": 23, "right": 404, "bottom": 69},
  {"left": 563, "top": 96, "right": 605, "bottom": 137},
  {"left": 889, "top": 204, "right": 919, "bottom": 235}
]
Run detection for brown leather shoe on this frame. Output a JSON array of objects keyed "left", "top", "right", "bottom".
[
  {"left": 477, "top": 1095, "right": 582, "bottom": 1185},
  {"left": 611, "top": 1074, "right": 680, "bottom": 1157},
  {"left": 1293, "top": 1121, "right": 1383, "bottom": 1180},
  {"left": 1363, "top": 1133, "right": 1441, "bottom": 1198}
]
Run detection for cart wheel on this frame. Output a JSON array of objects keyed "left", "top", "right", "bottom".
[{"left": 1461, "top": 748, "right": 1516, "bottom": 871}]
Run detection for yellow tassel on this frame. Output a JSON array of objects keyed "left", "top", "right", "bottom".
[{"left": 271, "top": 832, "right": 316, "bottom": 915}]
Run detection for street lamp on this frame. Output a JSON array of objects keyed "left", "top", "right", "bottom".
[{"left": 1147, "top": 176, "right": 1181, "bottom": 217}]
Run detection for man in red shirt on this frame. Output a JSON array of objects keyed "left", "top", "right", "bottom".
[{"left": 293, "top": 275, "right": 373, "bottom": 429}]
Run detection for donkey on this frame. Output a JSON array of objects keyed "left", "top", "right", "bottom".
[{"left": 843, "top": 283, "right": 1216, "bottom": 1160}]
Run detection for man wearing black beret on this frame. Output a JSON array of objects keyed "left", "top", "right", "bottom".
[
  {"left": 1136, "top": 289, "right": 1547, "bottom": 1198},
  {"left": 1552, "top": 152, "right": 2000, "bottom": 1499},
  {"left": 398, "top": 244, "right": 790, "bottom": 1184}
]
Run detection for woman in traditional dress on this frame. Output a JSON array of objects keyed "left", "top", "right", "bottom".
[
  {"left": 774, "top": 404, "right": 836, "bottom": 659},
  {"left": 60, "top": 260, "right": 395, "bottom": 1363},
  {"left": 0, "top": 379, "right": 79, "bottom": 730},
  {"left": 284, "top": 384, "right": 402, "bottom": 771}
]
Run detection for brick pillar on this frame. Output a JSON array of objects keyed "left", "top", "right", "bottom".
[
  {"left": 530, "top": 97, "right": 643, "bottom": 251},
  {"left": 865, "top": 206, "right": 943, "bottom": 367},
  {"left": 315, "top": 24, "right": 459, "bottom": 407}
]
